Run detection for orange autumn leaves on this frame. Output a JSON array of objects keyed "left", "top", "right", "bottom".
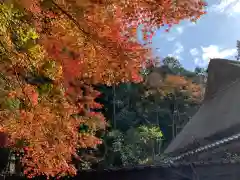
[
  {"left": 6, "top": 105, "right": 80, "bottom": 177},
  {"left": 7, "top": 85, "right": 39, "bottom": 106},
  {"left": 0, "top": 0, "right": 207, "bottom": 178},
  {"left": 40, "top": 12, "right": 146, "bottom": 85},
  {"left": 145, "top": 71, "right": 202, "bottom": 102},
  {"left": 116, "top": 0, "right": 207, "bottom": 42},
  {"left": 18, "top": 0, "right": 207, "bottom": 85},
  {"left": 3, "top": 84, "right": 105, "bottom": 178},
  {"left": 160, "top": 75, "right": 202, "bottom": 101},
  {"left": 23, "top": 85, "right": 39, "bottom": 106},
  {"left": 4, "top": 84, "right": 104, "bottom": 178}
]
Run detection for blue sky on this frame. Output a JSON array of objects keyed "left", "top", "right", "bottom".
[{"left": 138, "top": 0, "right": 240, "bottom": 71}]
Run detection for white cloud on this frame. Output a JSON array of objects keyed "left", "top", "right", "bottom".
[
  {"left": 194, "top": 58, "right": 199, "bottom": 64},
  {"left": 210, "top": 0, "right": 240, "bottom": 16},
  {"left": 167, "top": 36, "right": 176, "bottom": 41},
  {"left": 167, "top": 42, "right": 184, "bottom": 60},
  {"left": 167, "top": 53, "right": 181, "bottom": 60},
  {"left": 201, "top": 45, "right": 236, "bottom": 60},
  {"left": 176, "top": 26, "right": 184, "bottom": 34},
  {"left": 190, "top": 48, "right": 199, "bottom": 56},
  {"left": 194, "top": 45, "right": 236, "bottom": 66},
  {"left": 174, "top": 42, "right": 184, "bottom": 54},
  {"left": 194, "top": 58, "right": 205, "bottom": 67}
]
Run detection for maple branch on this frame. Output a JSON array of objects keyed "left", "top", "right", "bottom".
[
  {"left": 50, "top": 0, "right": 135, "bottom": 68},
  {"left": 50, "top": 1, "right": 91, "bottom": 37}
]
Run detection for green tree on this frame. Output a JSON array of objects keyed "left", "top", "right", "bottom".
[
  {"left": 162, "top": 56, "right": 182, "bottom": 69},
  {"left": 194, "top": 66, "right": 207, "bottom": 75},
  {"left": 107, "top": 125, "right": 163, "bottom": 166},
  {"left": 162, "top": 57, "right": 196, "bottom": 77}
]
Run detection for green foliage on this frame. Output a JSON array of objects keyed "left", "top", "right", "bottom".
[
  {"left": 37, "top": 83, "right": 53, "bottom": 95},
  {"left": 0, "top": 4, "right": 22, "bottom": 33},
  {"left": 16, "top": 27, "right": 39, "bottom": 44},
  {"left": 138, "top": 125, "right": 163, "bottom": 142},
  {"left": 162, "top": 56, "right": 182, "bottom": 70},
  {"left": 162, "top": 56, "right": 197, "bottom": 77},
  {"left": 194, "top": 67, "right": 207, "bottom": 75},
  {"left": 41, "top": 60, "right": 61, "bottom": 80},
  {"left": 4, "top": 98, "right": 20, "bottom": 110},
  {"left": 107, "top": 125, "right": 164, "bottom": 166}
]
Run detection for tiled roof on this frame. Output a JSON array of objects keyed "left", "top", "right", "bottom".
[{"left": 165, "top": 132, "right": 240, "bottom": 163}]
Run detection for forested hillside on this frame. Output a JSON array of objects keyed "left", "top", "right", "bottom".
[{"left": 91, "top": 56, "right": 206, "bottom": 169}]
